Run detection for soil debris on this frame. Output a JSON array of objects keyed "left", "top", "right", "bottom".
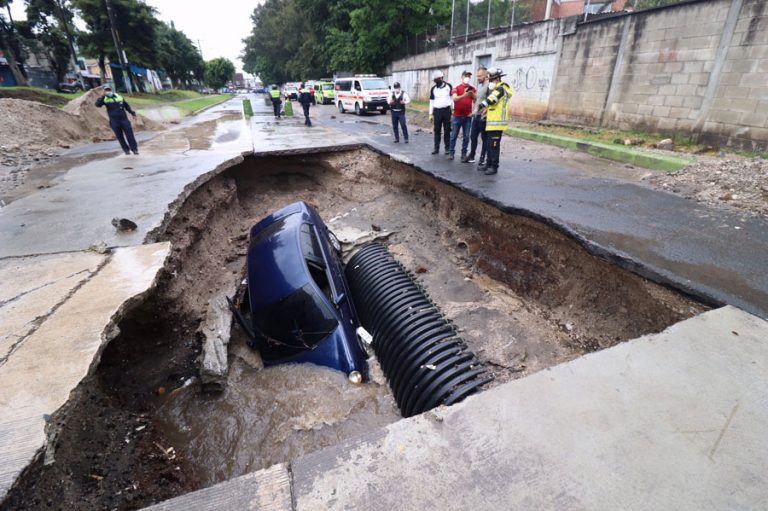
[{"left": 649, "top": 156, "right": 768, "bottom": 216}]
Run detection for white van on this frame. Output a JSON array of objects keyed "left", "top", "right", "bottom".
[{"left": 334, "top": 75, "right": 390, "bottom": 115}]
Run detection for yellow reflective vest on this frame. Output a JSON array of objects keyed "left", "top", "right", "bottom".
[
  {"left": 270, "top": 89, "right": 280, "bottom": 99},
  {"left": 483, "top": 81, "right": 513, "bottom": 132}
]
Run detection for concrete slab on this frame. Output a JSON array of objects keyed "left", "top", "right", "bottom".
[
  {"left": 0, "top": 252, "right": 105, "bottom": 360},
  {"left": 141, "top": 463, "right": 291, "bottom": 511},
  {"left": 291, "top": 306, "right": 768, "bottom": 510},
  {"left": 0, "top": 243, "right": 170, "bottom": 500}
]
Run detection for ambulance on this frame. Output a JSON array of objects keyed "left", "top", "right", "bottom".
[
  {"left": 314, "top": 81, "right": 336, "bottom": 105},
  {"left": 334, "top": 75, "right": 390, "bottom": 115}
]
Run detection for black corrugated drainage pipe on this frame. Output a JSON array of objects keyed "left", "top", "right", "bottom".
[{"left": 346, "top": 243, "right": 492, "bottom": 417}]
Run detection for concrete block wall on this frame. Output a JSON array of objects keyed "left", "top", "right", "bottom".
[
  {"left": 703, "top": 0, "right": 768, "bottom": 149},
  {"left": 386, "top": 0, "right": 768, "bottom": 150},
  {"left": 549, "top": 0, "right": 768, "bottom": 150},
  {"left": 547, "top": 20, "right": 625, "bottom": 125},
  {"left": 385, "top": 19, "right": 562, "bottom": 120}
]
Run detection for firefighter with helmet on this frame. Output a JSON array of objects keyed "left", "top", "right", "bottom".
[{"left": 478, "top": 67, "right": 513, "bottom": 175}]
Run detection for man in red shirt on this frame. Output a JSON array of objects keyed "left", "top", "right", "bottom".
[{"left": 448, "top": 70, "right": 476, "bottom": 161}]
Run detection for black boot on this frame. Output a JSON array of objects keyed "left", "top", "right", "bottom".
[{"left": 484, "top": 166, "right": 498, "bottom": 175}]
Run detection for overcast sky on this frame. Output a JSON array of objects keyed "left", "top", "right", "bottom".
[{"left": 10, "top": 0, "right": 258, "bottom": 74}]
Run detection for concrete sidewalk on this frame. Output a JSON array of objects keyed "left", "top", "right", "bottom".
[{"left": 143, "top": 306, "right": 768, "bottom": 510}]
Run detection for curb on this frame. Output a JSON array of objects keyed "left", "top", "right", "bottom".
[{"left": 507, "top": 128, "right": 692, "bottom": 172}]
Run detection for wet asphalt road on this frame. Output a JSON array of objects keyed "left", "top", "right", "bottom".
[{"left": 299, "top": 100, "right": 768, "bottom": 319}]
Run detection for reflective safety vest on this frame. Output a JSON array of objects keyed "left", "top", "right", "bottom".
[
  {"left": 484, "top": 81, "right": 513, "bottom": 132},
  {"left": 270, "top": 89, "right": 280, "bottom": 99},
  {"left": 103, "top": 93, "right": 125, "bottom": 104}
]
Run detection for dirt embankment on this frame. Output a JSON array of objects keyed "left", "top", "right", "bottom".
[{"left": 0, "top": 89, "right": 163, "bottom": 201}]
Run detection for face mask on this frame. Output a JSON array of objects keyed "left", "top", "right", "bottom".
[
  {"left": 434, "top": 79, "right": 443, "bottom": 86},
  {"left": 394, "top": 88, "right": 401, "bottom": 93},
  {"left": 106, "top": 92, "right": 114, "bottom": 97},
  {"left": 488, "top": 82, "right": 496, "bottom": 90},
  {"left": 462, "top": 77, "right": 470, "bottom": 84}
]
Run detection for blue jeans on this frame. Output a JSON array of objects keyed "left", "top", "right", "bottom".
[
  {"left": 469, "top": 114, "right": 487, "bottom": 161},
  {"left": 449, "top": 116, "right": 472, "bottom": 156},
  {"left": 391, "top": 110, "right": 408, "bottom": 141}
]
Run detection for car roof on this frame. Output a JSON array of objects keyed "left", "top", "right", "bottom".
[{"left": 247, "top": 202, "right": 317, "bottom": 307}]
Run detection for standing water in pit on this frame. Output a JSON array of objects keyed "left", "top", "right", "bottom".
[{"left": 156, "top": 353, "right": 399, "bottom": 485}]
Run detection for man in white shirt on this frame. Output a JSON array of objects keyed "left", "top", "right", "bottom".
[
  {"left": 389, "top": 81, "right": 411, "bottom": 143},
  {"left": 428, "top": 70, "right": 452, "bottom": 155}
]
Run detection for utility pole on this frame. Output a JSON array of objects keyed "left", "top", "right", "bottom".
[
  {"left": 486, "top": 0, "right": 491, "bottom": 37},
  {"left": 584, "top": 0, "right": 592, "bottom": 21},
  {"left": 510, "top": 0, "right": 517, "bottom": 29},
  {"left": 105, "top": 0, "right": 132, "bottom": 93},
  {"left": 197, "top": 39, "right": 203, "bottom": 60},
  {"left": 465, "top": 0, "right": 470, "bottom": 42},
  {"left": 54, "top": 0, "right": 85, "bottom": 89},
  {"left": 450, "top": 0, "right": 455, "bottom": 42}
]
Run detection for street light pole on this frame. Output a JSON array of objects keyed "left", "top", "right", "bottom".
[
  {"left": 450, "top": 0, "right": 456, "bottom": 41},
  {"left": 104, "top": 0, "right": 132, "bottom": 93},
  {"left": 510, "top": 0, "right": 517, "bottom": 29},
  {"left": 486, "top": 0, "right": 491, "bottom": 37},
  {"left": 465, "top": 0, "right": 471, "bottom": 43}
]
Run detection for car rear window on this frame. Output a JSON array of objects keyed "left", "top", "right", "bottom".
[{"left": 253, "top": 284, "right": 338, "bottom": 348}]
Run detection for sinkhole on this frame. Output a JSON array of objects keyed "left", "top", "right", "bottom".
[{"left": 1, "top": 148, "right": 706, "bottom": 510}]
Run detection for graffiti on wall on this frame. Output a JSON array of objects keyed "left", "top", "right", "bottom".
[{"left": 510, "top": 66, "right": 550, "bottom": 92}]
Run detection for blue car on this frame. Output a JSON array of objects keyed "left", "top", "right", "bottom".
[{"left": 233, "top": 201, "right": 369, "bottom": 383}]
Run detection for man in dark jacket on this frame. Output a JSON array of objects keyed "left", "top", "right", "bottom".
[
  {"left": 95, "top": 85, "right": 139, "bottom": 155},
  {"left": 297, "top": 83, "right": 315, "bottom": 126}
]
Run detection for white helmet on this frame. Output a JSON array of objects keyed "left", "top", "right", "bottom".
[
  {"left": 487, "top": 67, "right": 506, "bottom": 80},
  {"left": 432, "top": 70, "right": 444, "bottom": 80}
]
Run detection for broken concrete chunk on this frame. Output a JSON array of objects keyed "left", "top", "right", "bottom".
[
  {"left": 200, "top": 295, "right": 234, "bottom": 391},
  {"left": 111, "top": 218, "right": 138, "bottom": 232},
  {"left": 655, "top": 139, "right": 674, "bottom": 151}
]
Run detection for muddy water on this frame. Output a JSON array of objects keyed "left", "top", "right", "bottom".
[{"left": 157, "top": 348, "right": 399, "bottom": 485}]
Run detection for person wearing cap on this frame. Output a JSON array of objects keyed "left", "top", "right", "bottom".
[
  {"left": 478, "top": 67, "right": 514, "bottom": 175},
  {"left": 428, "top": 70, "right": 452, "bottom": 155},
  {"left": 388, "top": 81, "right": 410, "bottom": 143},
  {"left": 95, "top": 85, "right": 139, "bottom": 155},
  {"left": 448, "top": 70, "right": 476, "bottom": 161}
]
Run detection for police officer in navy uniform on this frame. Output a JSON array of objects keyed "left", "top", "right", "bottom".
[
  {"left": 297, "top": 83, "right": 316, "bottom": 126},
  {"left": 95, "top": 85, "right": 139, "bottom": 155},
  {"left": 389, "top": 82, "right": 410, "bottom": 143}
]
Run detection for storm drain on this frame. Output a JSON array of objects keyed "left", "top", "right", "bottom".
[{"left": 347, "top": 243, "right": 491, "bottom": 417}]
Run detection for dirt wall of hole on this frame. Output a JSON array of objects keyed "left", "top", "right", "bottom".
[{"left": 312, "top": 149, "right": 703, "bottom": 349}]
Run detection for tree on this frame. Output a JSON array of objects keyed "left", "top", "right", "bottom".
[
  {"left": 242, "top": 0, "right": 453, "bottom": 81},
  {"left": 0, "top": 0, "right": 29, "bottom": 85},
  {"left": 204, "top": 57, "right": 234, "bottom": 90},
  {"left": 16, "top": 18, "right": 71, "bottom": 81},
  {"left": 26, "top": 0, "right": 81, "bottom": 85},
  {"left": 158, "top": 21, "right": 204, "bottom": 88},
  {"left": 73, "top": 0, "right": 161, "bottom": 80}
]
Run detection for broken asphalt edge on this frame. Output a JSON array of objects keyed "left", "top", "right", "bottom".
[
  {"left": 506, "top": 127, "right": 693, "bottom": 172},
  {"left": 363, "top": 144, "right": 742, "bottom": 316},
  {"left": 139, "top": 140, "right": 741, "bottom": 318}
]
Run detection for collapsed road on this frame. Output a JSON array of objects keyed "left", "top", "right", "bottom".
[{"left": 1, "top": 96, "right": 766, "bottom": 510}]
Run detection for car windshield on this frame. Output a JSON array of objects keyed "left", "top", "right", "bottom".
[
  {"left": 361, "top": 79, "right": 387, "bottom": 90},
  {"left": 253, "top": 283, "right": 338, "bottom": 348},
  {"left": 323, "top": 84, "right": 334, "bottom": 90}
]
